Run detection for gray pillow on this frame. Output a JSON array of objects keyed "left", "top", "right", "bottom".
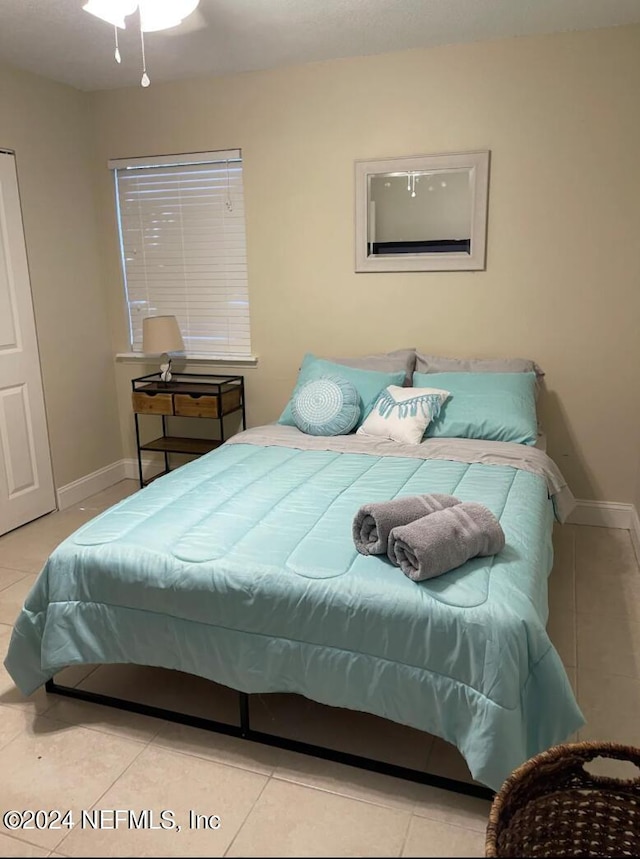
[
  {"left": 327, "top": 348, "right": 416, "bottom": 387},
  {"left": 415, "top": 353, "right": 545, "bottom": 380}
]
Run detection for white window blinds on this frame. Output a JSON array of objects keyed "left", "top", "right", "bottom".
[{"left": 111, "top": 150, "right": 251, "bottom": 357}]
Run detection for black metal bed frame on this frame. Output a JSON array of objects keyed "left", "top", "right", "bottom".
[
  {"left": 45, "top": 676, "right": 494, "bottom": 801},
  {"left": 49, "top": 371, "right": 494, "bottom": 802}
]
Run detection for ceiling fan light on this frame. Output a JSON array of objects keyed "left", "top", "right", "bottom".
[
  {"left": 82, "top": 0, "right": 138, "bottom": 29},
  {"left": 138, "top": 0, "right": 200, "bottom": 32}
]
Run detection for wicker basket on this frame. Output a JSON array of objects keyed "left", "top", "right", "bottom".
[{"left": 485, "top": 742, "right": 640, "bottom": 857}]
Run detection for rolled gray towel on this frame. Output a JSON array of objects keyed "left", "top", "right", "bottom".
[
  {"left": 388, "top": 501, "right": 505, "bottom": 581},
  {"left": 353, "top": 493, "right": 461, "bottom": 555}
]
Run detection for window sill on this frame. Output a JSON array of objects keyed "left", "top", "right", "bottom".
[{"left": 116, "top": 353, "right": 259, "bottom": 367}]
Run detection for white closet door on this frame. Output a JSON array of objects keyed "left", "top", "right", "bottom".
[{"left": 0, "top": 152, "right": 55, "bottom": 536}]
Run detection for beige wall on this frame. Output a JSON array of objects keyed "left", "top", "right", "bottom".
[
  {"left": 89, "top": 25, "right": 640, "bottom": 503},
  {"left": 0, "top": 62, "right": 122, "bottom": 489}
]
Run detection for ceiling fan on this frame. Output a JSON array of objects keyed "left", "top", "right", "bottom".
[{"left": 83, "top": 0, "right": 207, "bottom": 86}]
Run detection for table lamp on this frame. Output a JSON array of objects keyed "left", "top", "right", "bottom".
[{"left": 142, "top": 315, "right": 185, "bottom": 383}]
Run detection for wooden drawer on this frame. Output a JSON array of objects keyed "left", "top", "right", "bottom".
[
  {"left": 174, "top": 389, "right": 241, "bottom": 418},
  {"left": 132, "top": 392, "right": 174, "bottom": 415}
]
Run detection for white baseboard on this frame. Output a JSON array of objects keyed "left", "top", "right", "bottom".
[
  {"left": 57, "top": 456, "right": 164, "bottom": 508},
  {"left": 56, "top": 460, "right": 127, "bottom": 510},
  {"left": 630, "top": 505, "right": 640, "bottom": 567},
  {"left": 567, "top": 499, "right": 633, "bottom": 530},
  {"left": 122, "top": 457, "right": 165, "bottom": 482}
]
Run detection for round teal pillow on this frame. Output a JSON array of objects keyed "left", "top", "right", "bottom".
[{"left": 291, "top": 375, "right": 360, "bottom": 436}]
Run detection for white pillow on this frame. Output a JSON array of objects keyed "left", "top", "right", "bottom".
[{"left": 357, "top": 385, "right": 450, "bottom": 445}]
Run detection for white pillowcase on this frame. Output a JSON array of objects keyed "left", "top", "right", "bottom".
[{"left": 357, "top": 385, "right": 450, "bottom": 445}]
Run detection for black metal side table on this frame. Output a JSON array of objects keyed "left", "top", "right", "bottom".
[{"left": 131, "top": 372, "right": 246, "bottom": 487}]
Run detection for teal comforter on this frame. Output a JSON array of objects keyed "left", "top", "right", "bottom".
[{"left": 5, "top": 429, "right": 583, "bottom": 790}]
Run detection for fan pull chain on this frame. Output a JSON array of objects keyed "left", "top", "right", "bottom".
[
  {"left": 114, "top": 26, "right": 121, "bottom": 63},
  {"left": 140, "top": 14, "right": 150, "bottom": 87}
]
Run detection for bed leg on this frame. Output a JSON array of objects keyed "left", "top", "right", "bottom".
[{"left": 239, "top": 692, "right": 250, "bottom": 737}]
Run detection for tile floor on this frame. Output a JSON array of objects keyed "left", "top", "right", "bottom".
[{"left": 0, "top": 481, "right": 638, "bottom": 857}]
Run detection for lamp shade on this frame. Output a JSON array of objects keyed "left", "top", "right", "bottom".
[{"left": 142, "top": 315, "right": 185, "bottom": 354}]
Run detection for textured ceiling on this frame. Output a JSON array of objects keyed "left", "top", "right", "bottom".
[{"left": 1, "top": 0, "right": 640, "bottom": 91}]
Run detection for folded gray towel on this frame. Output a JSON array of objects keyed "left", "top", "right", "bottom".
[
  {"left": 353, "top": 493, "right": 461, "bottom": 555},
  {"left": 387, "top": 501, "right": 505, "bottom": 581}
]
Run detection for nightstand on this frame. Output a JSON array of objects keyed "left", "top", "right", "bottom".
[{"left": 131, "top": 372, "right": 246, "bottom": 487}]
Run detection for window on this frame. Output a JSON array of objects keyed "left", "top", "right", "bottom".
[{"left": 110, "top": 149, "right": 251, "bottom": 358}]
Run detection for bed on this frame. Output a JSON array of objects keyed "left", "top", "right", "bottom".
[{"left": 4, "top": 423, "right": 583, "bottom": 793}]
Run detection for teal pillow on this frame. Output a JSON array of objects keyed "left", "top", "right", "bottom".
[
  {"left": 291, "top": 376, "right": 360, "bottom": 436},
  {"left": 413, "top": 371, "right": 538, "bottom": 445},
  {"left": 279, "top": 354, "right": 405, "bottom": 429}
]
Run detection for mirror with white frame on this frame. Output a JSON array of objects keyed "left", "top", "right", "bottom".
[{"left": 355, "top": 151, "right": 490, "bottom": 272}]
